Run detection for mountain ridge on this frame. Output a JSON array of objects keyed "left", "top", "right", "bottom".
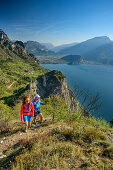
[{"left": 58, "top": 36, "right": 111, "bottom": 55}]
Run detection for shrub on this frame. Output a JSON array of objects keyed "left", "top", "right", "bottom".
[
  {"left": 0, "top": 101, "right": 12, "bottom": 134},
  {"left": 41, "top": 95, "right": 69, "bottom": 121},
  {"left": 82, "top": 126, "right": 106, "bottom": 143}
]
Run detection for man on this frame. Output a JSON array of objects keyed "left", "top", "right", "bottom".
[{"left": 32, "top": 94, "right": 46, "bottom": 124}]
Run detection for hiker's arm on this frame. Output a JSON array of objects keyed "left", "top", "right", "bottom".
[
  {"left": 32, "top": 104, "right": 34, "bottom": 117},
  {"left": 20, "top": 104, "right": 23, "bottom": 121},
  {"left": 40, "top": 102, "right": 45, "bottom": 105},
  {"left": 32, "top": 100, "right": 36, "bottom": 111}
]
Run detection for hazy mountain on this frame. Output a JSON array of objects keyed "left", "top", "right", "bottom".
[
  {"left": 24, "top": 41, "right": 55, "bottom": 56},
  {"left": 41, "top": 43, "right": 54, "bottom": 50},
  {"left": 59, "top": 55, "right": 82, "bottom": 64},
  {"left": 58, "top": 36, "right": 111, "bottom": 55},
  {"left": 83, "top": 42, "right": 113, "bottom": 65},
  {"left": 52, "top": 42, "right": 78, "bottom": 52}
]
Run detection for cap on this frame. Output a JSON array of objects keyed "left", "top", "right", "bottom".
[{"left": 35, "top": 94, "right": 40, "bottom": 98}]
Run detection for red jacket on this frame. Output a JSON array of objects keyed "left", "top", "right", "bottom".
[{"left": 20, "top": 102, "right": 34, "bottom": 121}]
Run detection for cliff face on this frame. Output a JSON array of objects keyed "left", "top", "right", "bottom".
[{"left": 35, "top": 70, "right": 80, "bottom": 111}]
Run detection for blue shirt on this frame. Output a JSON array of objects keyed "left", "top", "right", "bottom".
[
  {"left": 25, "top": 104, "right": 29, "bottom": 111},
  {"left": 32, "top": 99, "right": 45, "bottom": 110}
]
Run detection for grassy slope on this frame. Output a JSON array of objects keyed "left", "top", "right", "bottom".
[
  {"left": 0, "top": 109, "right": 113, "bottom": 169},
  {"left": 0, "top": 43, "right": 48, "bottom": 133},
  {"left": 0, "top": 43, "right": 113, "bottom": 169}
]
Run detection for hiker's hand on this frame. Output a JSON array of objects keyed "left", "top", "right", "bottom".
[{"left": 35, "top": 110, "right": 37, "bottom": 112}]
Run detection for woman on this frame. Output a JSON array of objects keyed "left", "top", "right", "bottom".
[{"left": 21, "top": 96, "right": 34, "bottom": 132}]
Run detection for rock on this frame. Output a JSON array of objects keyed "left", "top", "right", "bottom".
[
  {"left": 37, "top": 70, "right": 81, "bottom": 111},
  {"left": 0, "top": 154, "right": 7, "bottom": 161},
  {"left": 15, "top": 41, "right": 25, "bottom": 48}
]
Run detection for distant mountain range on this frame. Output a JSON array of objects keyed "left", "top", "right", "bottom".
[
  {"left": 58, "top": 36, "right": 111, "bottom": 55},
  {"left": 24, "top": 41, "right": 79, "bottom": 56},
  {"left": 41, "top": 43, "right": 54, "bottom": 50},
  {"left": 8, "top": 34, "right": 113, "bottom": 66},
  {"left": 24, "top": 41, "right": 55, "bottom": 56},
  {"left": 83, "top": 42, "right": 113, "bottom": 65},
  {"left": 57, "top": 36, "right": 113, "bottom": 65},
  {"left": 52, "top": 42, "right": 78, "bottom": 52}
]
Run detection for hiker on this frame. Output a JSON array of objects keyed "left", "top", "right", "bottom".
[
  {"left": 32, "top": 94, "right": 46, "bottom": 124},
  {"left": 20, "top": 96, "right": 34, "bottom": 132}
]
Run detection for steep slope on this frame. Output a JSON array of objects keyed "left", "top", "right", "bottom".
[
  {"left": 37, "top": 70, "right": 80, "bottom": 110},
  {"left": 0, "top": 29, "right": 47, "bottom": 103},
  {"left": 24, "top": 41, "right": 55, "bottom": 56},
  {"left": 0, "top": 30, "right": 39, "bottom": 63},
  {"left": 58, "top": 36, "right": 111, "bottom": 55},
  {"left": 0, "top": 29, "right": 81, "bottom": 128}
]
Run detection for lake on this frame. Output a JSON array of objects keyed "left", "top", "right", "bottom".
[{"left": 41, "top": 64, "right": 113, "bottom": 122}]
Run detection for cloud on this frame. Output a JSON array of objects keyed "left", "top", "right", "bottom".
[
  {"left": 7, "top": 19, "right": 71, "bottom": 35},
  {"left": 35, "top": 20, "right": 71, "bottom": 34}
]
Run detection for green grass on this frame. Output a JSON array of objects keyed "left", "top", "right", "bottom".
[
  {"left": 0, "top": 95, "right": 113, "bottom": 169},
  {"left": 10, "top": 120, "right": 113, "bottom": 169}
]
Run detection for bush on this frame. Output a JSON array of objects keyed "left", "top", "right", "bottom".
[
  {"left": 0, "top": 101, "right": 12, "bottom": 134},
  {"left": 82, "top": 126, "right": 106, "bottom": 143},
  {"left": 41, "top": 95, "right": 69, "bottom": 121}
]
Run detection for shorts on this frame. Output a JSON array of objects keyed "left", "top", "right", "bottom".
[
  {"left": 23, "top": 115, "right": 32, "bottom": 122},
  {"left": 34, "top": 110, "right": 41, "bottom": 117}
]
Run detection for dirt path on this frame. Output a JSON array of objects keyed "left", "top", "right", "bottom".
[
  {"left": 0, "top": 120, "right": 50, "bottom": 162},
  {"left": 7, "top": 81, "right": 15, "bottom": 89}
]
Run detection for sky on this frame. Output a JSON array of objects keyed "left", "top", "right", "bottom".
[{"left": 1, "top": 0, "right": 113, "bottom": 46}]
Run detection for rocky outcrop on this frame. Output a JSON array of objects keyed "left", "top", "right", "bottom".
[
  {"left": 15, "top": 41, "right": 25, "bottom": 48},
  {"left": 0, "top": 29, "right": 39, "bottom": 64},
  {"left": 0, "top": 29, "right": 10, "bottom": 42},
  {"left": 36, "top": 70, "right": 81, "bottom": 111}
]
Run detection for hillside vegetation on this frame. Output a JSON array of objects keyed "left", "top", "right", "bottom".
[{"left": 0, "top": 30, "right": 113, "bottom": 170}]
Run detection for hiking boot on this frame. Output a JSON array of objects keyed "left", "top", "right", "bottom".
[
  {"left": 36, "top": 121, "right": 42, "bottom": 125},
  {"left": 25, "top": 128, "right": 27, "bottom": 133}
]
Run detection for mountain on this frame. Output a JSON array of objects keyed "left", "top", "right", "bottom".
[
  {"left": 52, "top": 42, "right": 78, "bottom": 52},
  {"left": 83, "top": 42, "right": 113, "bottom": 65},
  {"left": 58, "top": 36, "right": 111, "bottom": 55},
  {"left": 41, "top": 43, "right": 54, "bottom": 50},
  {"left": 59, "top": 55, "right": 82, "bottom": 64},
  {"left": 24, "top": 41, "right": 55, "bottom": 56},
  {"left": 0, "top": 29, "right": 38, "bottom": 63}
]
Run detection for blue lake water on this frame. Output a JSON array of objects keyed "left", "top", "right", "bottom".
[{"left": 41, "top": 64, "right": 113, "bottom": 122}]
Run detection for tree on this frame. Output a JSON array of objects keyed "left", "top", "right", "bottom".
[{"left": 74, "top": 85, "right": 103, "bottom": 116}]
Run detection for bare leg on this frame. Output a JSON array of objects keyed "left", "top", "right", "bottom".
[
  {"left": 28, "top": 121, "right": 31, "bottom": 128},
  {"left": 24, "top": 121, "right": 28, "bottom": 132},
  {"left": 38, "top": 113, "right": 43, "bottom": 123},
  {"left": 34, "top": 116, "right": 37, "bottom": 123}
]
